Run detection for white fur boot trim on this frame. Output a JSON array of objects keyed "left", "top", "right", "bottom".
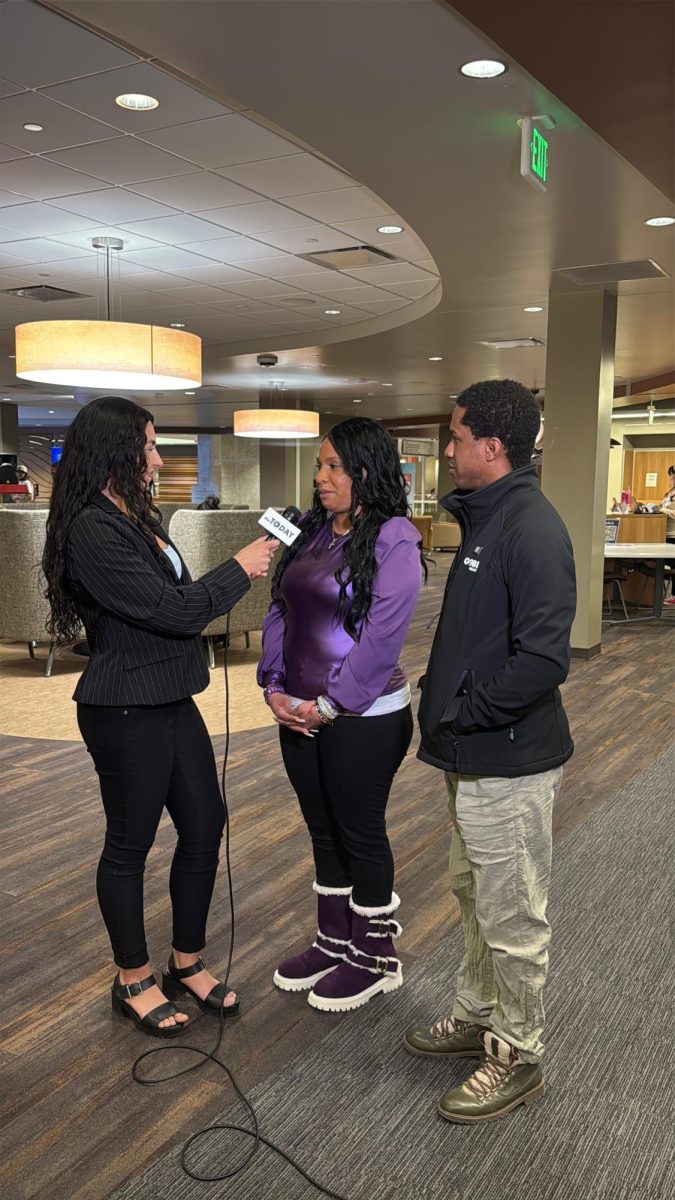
[
  {"left": 349, "top": 891, "right": 400, "bottom": 917},
  {"left": 313, "top": 881, "right": 353, "bottom": 897}
]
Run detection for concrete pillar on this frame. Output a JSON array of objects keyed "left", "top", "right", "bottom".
[
  {"left": 0, "top": 402, "right": 19, "bottom": 455},
  {"left": 541, "top": 289, "right": 617, "bottom": 658}
]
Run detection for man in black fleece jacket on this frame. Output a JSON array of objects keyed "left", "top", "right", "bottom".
[{"left": 404, "top": 380, "right": 576, "bottom": 1123}]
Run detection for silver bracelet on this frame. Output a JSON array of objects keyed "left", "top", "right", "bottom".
[{"left": 316, "top": 694, "right": 339, "bottom": 724}]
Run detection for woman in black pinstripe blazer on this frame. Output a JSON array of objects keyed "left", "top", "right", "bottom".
[{"left": 43, "top": 396, "right": 278, "bottom": 1038}]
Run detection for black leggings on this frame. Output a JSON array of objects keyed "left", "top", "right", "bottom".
[
  {"left": 279, "top": 705, "right": 413, "bottom": 908},
  {"left": 77, "top": 698, "right": 225, "bottom": 969}
]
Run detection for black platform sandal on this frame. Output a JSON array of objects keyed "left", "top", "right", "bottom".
[
  {"left": 111, "top": 972, "right": 189, "bottom": 1038},
  {"left": 162, "top": 955, "right": 240, "bottom": 1017}
]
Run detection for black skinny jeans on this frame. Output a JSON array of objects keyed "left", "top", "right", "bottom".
[
  {"left": 280, "top": 705, "right": 413, "bottom": 908},
  {"left": 77, "top": 698, "right": 225, "bottom": 969}
]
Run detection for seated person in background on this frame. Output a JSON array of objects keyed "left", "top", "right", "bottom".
[
  {"left": 197, "top": 494, "right": 220, "bottom": 510},
  {"left": 16, "top": 464, "right": 35, "bottom": 500}
]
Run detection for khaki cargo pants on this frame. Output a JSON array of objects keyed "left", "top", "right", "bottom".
[{"left": 445, "top": 767, "right": 563, "bottom": 1063}]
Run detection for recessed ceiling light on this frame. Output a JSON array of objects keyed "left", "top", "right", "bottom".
[
  {"left": 644, "top": 216, "right": 675, "bottom": 227},
  {"left": 429, "top": 356, "right": 443, "bottom": 362},
  {"left": 459, "top": 59, "right": 508, "bottom": 79},
  {"left": 405, "top": 408, "right": 414, "bottom": 412},
  {"left": 8, "top": 355, "right": 15, "bottom": 359},
  {"left": 23, "top": 123, "right": 44, "bottom": 133},
  {"left": 353, "top": 398, "right": 363, "bottom": 404},
  {"left": 377, "top": 225, "right": 404, "bottom": 235},
  {"left": 48, "top": 409, "right": 55, "bottom": 414},
  {"left": 324, "top": 308, "right": 342, "bottom": 315},
  {"left": 185, "top": 391, "right": 196, "bottom": 395},
  {"left": 523, "top": 305, "right": 543, "bottom": 313},
  {"left": 116, "top": 93, "right": 159, "bottom": 111},
  {"left": 169, "top": 322, "right": 186, "bottom": 329},
  {"left": 381, "top": 382, "right": 393, "bottom": 386}
]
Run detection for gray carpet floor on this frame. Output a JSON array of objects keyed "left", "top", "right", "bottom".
[{"left": 112, "top": 747, "right": 675, "bottom": 1200}]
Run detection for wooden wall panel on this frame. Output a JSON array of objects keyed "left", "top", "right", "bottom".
[
  {"left": 630, "top": 450, "right": 675, "bottom": 501},
  {"left": 154, "top": 456, "right": 197, "bottom": 503}
]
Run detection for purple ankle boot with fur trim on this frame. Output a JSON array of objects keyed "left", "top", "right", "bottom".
[
  {"left": 307, "top": 893, "right": 403, "bottom": 1012},
  {"left": 273, "top": 883, "right": 351, "bottom": 992}
]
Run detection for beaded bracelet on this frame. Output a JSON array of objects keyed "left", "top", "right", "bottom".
[{"left": 263, "top": 684, "right": 286, "bottom": 705}]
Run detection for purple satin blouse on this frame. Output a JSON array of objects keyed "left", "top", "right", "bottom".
[{"left": 257, "top": 516, "right": 422, "bottom": 714}]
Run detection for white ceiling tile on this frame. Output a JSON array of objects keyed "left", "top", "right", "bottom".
[
  {"left": 342, "top": 263, "right": 436, "bottom": 286},
  {"left": 413, "top": 258, "right": 441, "bottom": 275},
  {"left": 123, "top": 246, "right": 216, "bottom": 271},
  {"left": 384, "top": 278, "right": 439, "bottom": 298},
  {"left": 214, "top": 277, "right": 300, "bottom": 299},
  {"left": 40, "top": 62, "right": 230, "bottom": 134},
  {"left": 280, "top": 270, "right": 368, "bottom": 294},
  {"left": 237, "top": 255, "right": 330, "bottom": 279},
  {"left": 0, "top": 188, "right": 31, "bottom": 208},
  {"left": 0, "top": 78, "right": 26, "bottom": 99},
  {"left": 119, "top": 213, "right": 230, "bottom": 244},
  {"left": 50, "top": 188, "right": 180, "bottom": 224},
  {"left": 183, "top": 236, "right": 287, "bottom": 263},
  {"left": 0, "top": 92, "right": 119, "bottom": 154},
  {"left": 198, "top": 200, "right": 312, "bottom": 235},
  {"left": 160, "top": 263, "right": 260, "bottom": 285},
  {"left": 47, "top": 139, "right": 197, "bottom": 185},
  {"left": 129, "top": 173, "right": 259, "bottom": 212},
  {"left": 0, "top": 238, "right": 93, "bottom": 264},
  {"left": 0, "top": 203, "right": 99, "bottom": 238},
  {"left": 201, "top": 297, "right": 287, "bottom": 315},
  {"left": 0, "top": 250, "right": 32, "bottom": 271},
  {"left": 261, "top": 315, "right": 325, "bottom": 331},
  {"left": 285, "top": 188, "right": 392, "bottom": 222},
  {"left": 0, "top": 259, "right": 99, "bottom": 283},
  {"left": 0, "top": 224, "right": 26, "bottom": 244},
  {"left": 322, "top": 284, "right": 396, "bottom": 303},
  {"left": 0, "top": 158, "right": 109, "bottom": 200},
  {"left": 0, "top": 3, "right": 138, "bottom": 87},
  {"left": 256, "top": 225, "right": 358, "bottom": 254},
  {"left": 352, "top": 297, "right": 410, "bottom": 312},
  {"left": 0, "top": 142, "right": 29, "bottom": 163},
  {"left": 141, "top": 113, "right": 299, "bottom": 168},
  {"left": 218, "top": 154, "right": 354, "bottom": 198},
  {"left": 159, "top": 284, "right": 237, "bottom": 304}
]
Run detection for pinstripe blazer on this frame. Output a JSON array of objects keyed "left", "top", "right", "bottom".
[{"left": 66, "top": 494, "right": 250, "bottom": 706}]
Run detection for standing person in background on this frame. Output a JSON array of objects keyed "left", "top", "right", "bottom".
[
  {"left": 660, "top": 465, "right": 675, "bottom": 604},
  {"left": 42, "top": 396, "right": 278, "bottom": 1039},
  {"left": 258, "top": 418, "right": 423, "bottom": 1013},
  {"left": 16, "top": 464, "right": 35, "bottom": 500},
  {"left": 406, "top": 380, "right": 576, "bottom": 1123}
]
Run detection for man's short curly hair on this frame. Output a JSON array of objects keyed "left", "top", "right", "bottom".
[{"left": 456, "top": 379, "right": 542, "bottom": 470}]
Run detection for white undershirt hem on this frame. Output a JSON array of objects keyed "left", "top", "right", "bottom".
[{"left": 287, "top": 682, "right": 411, "bottom": 718}]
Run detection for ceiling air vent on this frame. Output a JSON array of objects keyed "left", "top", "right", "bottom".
[
  {"left": 298, "top": 245, "right": 401, "bottom": 271},
  {"left": 554, "top": 259, "right": 669, "bottom": 286},
  {"left": 1, "top": 284, "right": 92, "bottom": 302}
]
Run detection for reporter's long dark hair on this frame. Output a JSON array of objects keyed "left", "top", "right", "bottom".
[
  {"left": 273, "top": 417, "right": 425, "bottom": 640},
  {"left": 43, "top": 395, "right": 161, "bottom": 645}
]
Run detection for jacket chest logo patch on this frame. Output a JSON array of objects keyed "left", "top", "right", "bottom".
[{"left": 463, "top": 555, "right": 480, "bottom": 573}]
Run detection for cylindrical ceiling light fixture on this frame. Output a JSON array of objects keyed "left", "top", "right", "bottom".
[
  {"left": 14, "top": 237, "right": 201, "bottom": 391},
  {"left": 233, "top": 408, "right": 320, "bottom": 439},
  {"left": 16, "top": 320, "right": 201, "bottom": 390}
]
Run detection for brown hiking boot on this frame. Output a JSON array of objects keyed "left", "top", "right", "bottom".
[
  {"left": 403, "top": 1014, "right": 484, "bottom": 1058},
  {"left": 438, "top": 1031, "right": 544, "bottom": 1123}
]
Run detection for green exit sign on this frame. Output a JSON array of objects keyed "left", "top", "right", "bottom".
[
  {"left": 531, "top": 127, "right": 549, "bottom": 184},
  {"left": 519, "top": 116, "right": 554, "bottom": 192}
]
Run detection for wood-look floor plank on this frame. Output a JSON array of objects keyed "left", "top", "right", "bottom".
[{"left": 1, "top": 556, "right": 673, "bottom": 1200}]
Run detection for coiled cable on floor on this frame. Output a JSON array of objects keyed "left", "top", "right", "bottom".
[{"left": 129, "top": 613, "right": 353, "bottom": 1199}]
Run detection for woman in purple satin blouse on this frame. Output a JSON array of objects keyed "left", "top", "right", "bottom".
[{"left": 258, "top": 417, "right": 424, "bottom": 1013}]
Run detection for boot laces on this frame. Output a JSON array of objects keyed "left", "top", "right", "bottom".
[
  {"left": 430, "top": 1015, "right": 470, "bottom": 1038},
  {"left": 465, "top": 1053, "right": 510, "bottom": 1099}
]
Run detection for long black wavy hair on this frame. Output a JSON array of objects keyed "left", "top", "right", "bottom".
[
  {"left": 42, "top": 395, "right": 162, "bottom": 645},
  {"left": 273, "top": 417, "right": 425, "bottom": 640}
]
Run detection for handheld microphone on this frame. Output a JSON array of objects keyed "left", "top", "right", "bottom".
[{"left": 259, "top": 505, "right": 302, "bottom": 546}]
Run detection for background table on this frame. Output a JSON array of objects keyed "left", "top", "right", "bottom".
[{"left": 604, "top": 542, "right": 674, "bottom": 620}]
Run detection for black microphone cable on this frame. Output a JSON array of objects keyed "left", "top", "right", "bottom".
[{"left": 128, "top": 612, "right": 355, "bottom": 1199}]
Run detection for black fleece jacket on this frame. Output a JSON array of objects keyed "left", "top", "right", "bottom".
[{"left": 417, "top": 465, "right": 577, "bottom": 777}]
